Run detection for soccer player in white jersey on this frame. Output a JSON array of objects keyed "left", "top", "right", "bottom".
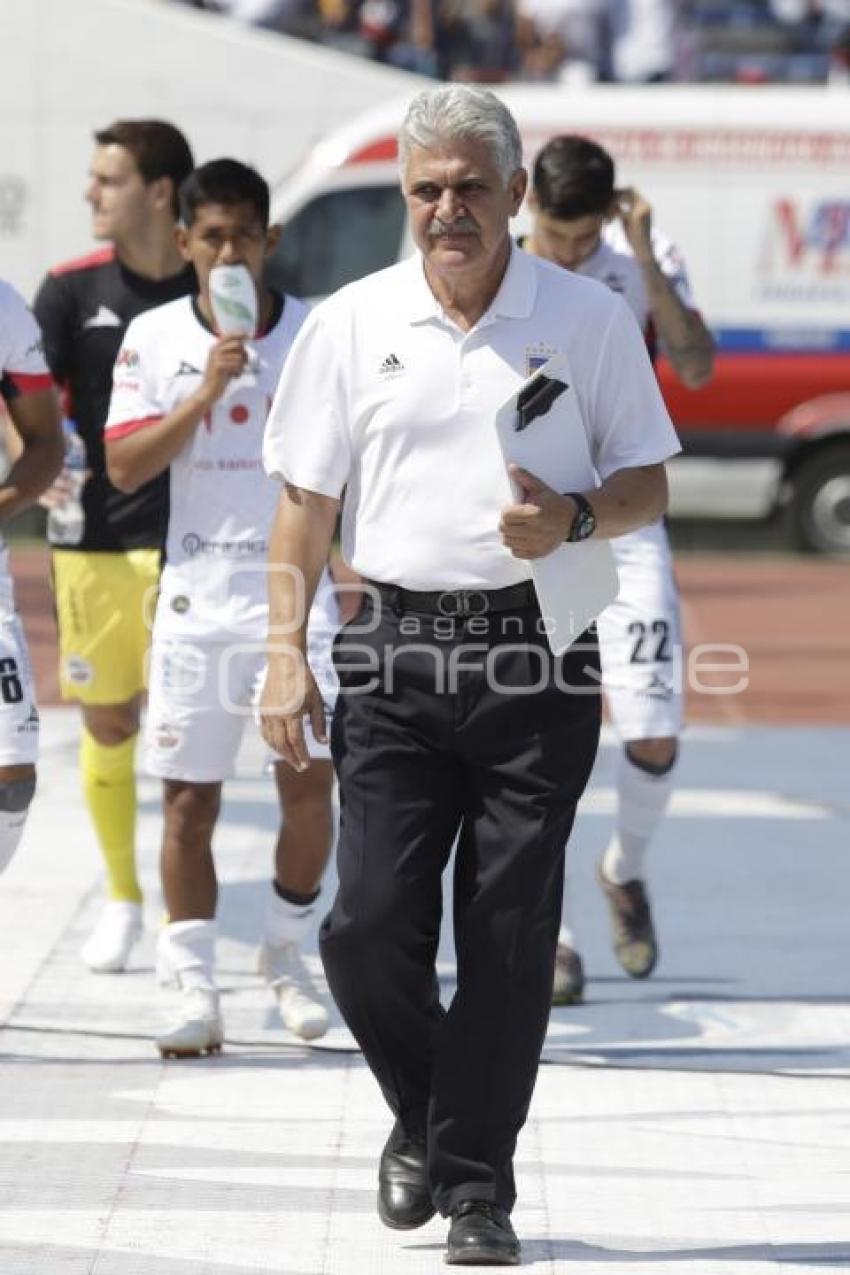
[
  {"left": 105, "top": 160, "right": 338, "bottom": 1055},
  {"left": 0, "top": 280, "right": 63, "bottom": 873},
  {"left": 525, "top": 135, "right": 715, "bottom": 1004}
]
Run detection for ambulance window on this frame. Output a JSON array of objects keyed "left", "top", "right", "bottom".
[{"left": 266, "top": 185, "right": 406, "bottom": 299}]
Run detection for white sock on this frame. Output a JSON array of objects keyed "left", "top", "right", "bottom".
[
  {"left": 558, "top": 923, "right": 579, "bottom": 950},
  {"left": 159, "top": 919, "right": 216, "bottom": 992},
  {"left": 558, "top": 874, "right": 579, "bottom": 950},
  {"left": 602, "top": 747, "right": 676, "bottom": 885},
  {"left": 264, "top": 885, "right": 317, "bottom": 948}
]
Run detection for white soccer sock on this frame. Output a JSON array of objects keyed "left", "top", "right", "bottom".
[
  {"left": 602, "top": 747, "right": 677, "bottom": 885},
  {"left": 558, "top": 874, "right": 579, "bottom": 950},
  {"left": 159, "top": 919, "right": 217, "bottom": 992},
  {"left": 557, "top": 922, "right": 579, "bottom": 950},
  {"left": 264, "top": 885, "right": 317, "bottom": 948}
]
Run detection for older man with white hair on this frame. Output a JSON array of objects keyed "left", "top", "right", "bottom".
[{"left": 261, "top": 85, "right": 679, "bottom": 1265}]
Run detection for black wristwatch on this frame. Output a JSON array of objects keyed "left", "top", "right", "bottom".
[{"left": 564, "top": 492, "right": 597, "bottom": 543}]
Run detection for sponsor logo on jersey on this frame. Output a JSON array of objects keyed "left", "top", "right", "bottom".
[
  {"left": 192, "top": 457, "right": 263, "bottom": 473},
  {"left": 152, "top": 721, "right": 182, "bottom": 752},
  {"left": 378, "top": 352, "right": 405, "bottom": 377},
  {"left": 63, "top": 655, "right": 94, "bottom": 686},
  {"left": 219, "top": 457, "right": 261, "bottom": 471},
  {"left": 83, "top": 305, "right": 122, "bottom": 329},
  {"left": 228, "top": 402, "right": 252, "bottom": 426},
  {"left": 181, "top": 532, "right": 267, "bottom": 557}
]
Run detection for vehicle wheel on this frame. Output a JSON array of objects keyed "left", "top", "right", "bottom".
[{"left": 790, "top": 445, "right": 850, "bottom": 557}]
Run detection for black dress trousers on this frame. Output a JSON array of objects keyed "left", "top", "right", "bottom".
[{"left": 319, "top": 591, "right": 601, "bottom": 1217}]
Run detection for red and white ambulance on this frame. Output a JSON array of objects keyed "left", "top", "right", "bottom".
[{"left": 267, "top": 85, "right": 850, "bottom": 555}]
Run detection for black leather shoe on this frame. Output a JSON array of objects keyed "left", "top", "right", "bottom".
[
  {"left": 377, "top": 1120, "right": 435, "bottom": 1230},
  {"left": 445, "top": 1201, "right": 520, "bottom": 1266}
]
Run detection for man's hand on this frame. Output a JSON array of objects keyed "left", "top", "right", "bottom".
[
  {"left": 199, "top": 337, "right": 248, "bottom": 405},
  {"left": 107, "top": 335, "right": 250, "bottom": 494},
  {"left": 259, "top": 649, "right": 327, "bottom": 773},
  {"left": 615, "top": 186, "right": 716, "bottom": 390},
  {"left": 500, "top": 466, "right": 573, "bottom": 559},
  {"left": 615, "top": 186, "right": 654, "bottom": 264}
]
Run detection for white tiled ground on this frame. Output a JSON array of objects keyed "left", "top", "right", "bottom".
[{"left": 1, "top": 710, "right": 849, "bottom": 1273}]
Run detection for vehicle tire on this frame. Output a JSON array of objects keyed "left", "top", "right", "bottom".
[{"left": 790, "top": 444, "right": 850, "bottom": 557}]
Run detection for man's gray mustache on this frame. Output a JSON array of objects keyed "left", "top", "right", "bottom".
[{"left": 427, "top": 217, "right": 478, "bottom": 237}]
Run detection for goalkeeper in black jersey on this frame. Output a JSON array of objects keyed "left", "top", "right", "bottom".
[{"left": 34, "top": 119, "right": 195, "bottom": 973}]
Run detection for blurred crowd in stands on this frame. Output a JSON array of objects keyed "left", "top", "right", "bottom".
[{"left": 170, "top": 0, "right": 850, "bottom": 84}]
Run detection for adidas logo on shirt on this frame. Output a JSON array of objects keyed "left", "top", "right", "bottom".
[
  {"left": 378, "top": 353, "right": 405, "bottom": 377},
  {"left": 83, "top": 305, "right": 122, "bottom": 329},
  {"left": 175, "top": 361, "right": 203, "bottom": 377}
]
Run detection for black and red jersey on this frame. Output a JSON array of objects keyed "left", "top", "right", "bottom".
[{"left": 33, "top": 247, "right": 195, "bottom": 552}]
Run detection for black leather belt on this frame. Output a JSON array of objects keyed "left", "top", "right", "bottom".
[{"left": 368, "top": 579, "right": 537, "bottom": 618}]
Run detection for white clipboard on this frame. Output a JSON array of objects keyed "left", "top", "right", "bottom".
[{"left": 495, "top": 352, "right": 619, "bottom": 655}]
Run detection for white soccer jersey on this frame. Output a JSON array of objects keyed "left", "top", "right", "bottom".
[
  {"left": 0, "top": 279, "right": 50, "bottom": 763},
  {"left": 105, "top": 293, "right": 309, "bottom": 638},
  {"left": 576, "top": 221, "right": 696, "bottom": 562},
  {"left": 577, "top": 221, "right": 696, "bottom": 357},
  {"left": 574, "top": 222, "right": 694, "bottom": 734},
  {"left": 0, "top": 279, "right": 54, "bottom": 617},
  {"left": 0, "top": 280, "right": 53, "bottom": 397}
]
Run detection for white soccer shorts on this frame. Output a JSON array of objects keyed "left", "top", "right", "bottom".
[
  {"left": 145, "top": 623, "right": 338, "bottom": 782},
  {"left": 0, "top": 613, "right": 39, "bottom": 767},
  {"left": 597, "top": 529, "right": 684, "bottom": 742}
]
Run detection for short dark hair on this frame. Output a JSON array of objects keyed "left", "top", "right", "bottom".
[
  {"left": 178, "top": 159, "right": 270, "bottom": 229},
  {"left": 94, "top": 120, "right": 194, "bottom": 218},
  {"left": 532, "top": 136, "right": 615, "bottom": 220}
]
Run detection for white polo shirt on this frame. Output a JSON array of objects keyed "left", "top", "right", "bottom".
[{"left": 263, "top": 245, "right": 680, "bottom": 592}]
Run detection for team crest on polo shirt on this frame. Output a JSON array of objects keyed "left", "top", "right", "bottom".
[{"left": 525, "top": 344, "right": 559, "bottom": 376}]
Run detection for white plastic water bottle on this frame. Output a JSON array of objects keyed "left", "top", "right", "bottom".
[
  {"left": 47, "top": 420, "right": 87, "bottom": 547},
  {"left": 208, "top": 264, "right": 258, "bottom": 337}
]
